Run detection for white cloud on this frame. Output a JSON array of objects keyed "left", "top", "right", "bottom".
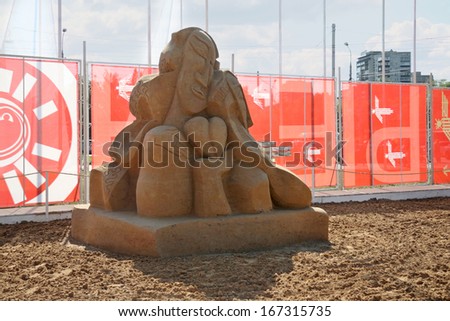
[
  {"left": 364, "top": 17, "right": 450, "bottom": 79},
  {"left": 283, "top": 48, "right": 324, "bottom": 77},
  {"left": 231, "top": 47, "right": 278, "bottom": 74},
  {"left": 213, "top": 23, "right": 278, "bottom": 49}
]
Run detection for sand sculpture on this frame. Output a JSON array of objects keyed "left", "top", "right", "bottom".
[{"left": 71, "top": 27, "right": 328, "bottom": 256}]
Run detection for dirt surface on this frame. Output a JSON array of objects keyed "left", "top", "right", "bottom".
[{"left": 1, "top": 198, "right": 449, "bottom": 301}]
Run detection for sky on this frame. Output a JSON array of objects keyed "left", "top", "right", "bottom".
[{"left": 0, "top": 0, "right": 449, "bottom": 81}]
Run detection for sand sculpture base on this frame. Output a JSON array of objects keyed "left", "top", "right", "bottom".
[{"left": 71, "top": 205, "right": 329, "bottom": 257}]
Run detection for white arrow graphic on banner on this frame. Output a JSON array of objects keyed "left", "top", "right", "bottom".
[
  {"left": 307, "top": 147, "right": 321, "bottom": 163},
  {"left": 385, "top": 140, "right": 405, "bottom": 167},
  {"left": 372, "top": 96, "right": 394, "bottom": 123},
  {"left": 116, "top": 76, "right": 135, "bottom": 102},
  {"left": 252, "top": 87, "right": 271, "bottom": 109}
]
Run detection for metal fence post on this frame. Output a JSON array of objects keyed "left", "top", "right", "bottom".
[
  {"left": 427, "top": 84, "right": 434, "bottom": 185},
  {"left": 337, "top": 68, "right": 343, "bottom": 190},
  {"left": 82, "top": 41, "right": 90, "bottom": 204},
  {"left": 45, "top": 171, "right": 49, "bottom": 220}
]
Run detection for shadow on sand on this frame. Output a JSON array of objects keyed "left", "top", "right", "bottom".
[{"left": 125, "top": 241, "right": 332, "bottom": 300}]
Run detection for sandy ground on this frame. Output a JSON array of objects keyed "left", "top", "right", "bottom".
[{"left": 0, "top": 198, "right": 449, "bottom": 301}]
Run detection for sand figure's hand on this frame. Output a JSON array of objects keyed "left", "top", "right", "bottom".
[{"left": 184, "top": 116, "right": 227, "bottom": 158}]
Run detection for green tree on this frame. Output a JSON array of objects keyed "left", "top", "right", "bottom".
[{"left": 434, "top": 79, "right": 450, "bottom": 87}]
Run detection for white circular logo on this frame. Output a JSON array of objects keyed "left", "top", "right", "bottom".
[{"left": 0, "top": 102, "right": 31, "bottom": 167}]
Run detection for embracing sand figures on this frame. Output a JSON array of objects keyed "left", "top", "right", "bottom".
[
  {"left": 90, "top": 27, "right": 312, "bottom": 218},
  {"left": 73, "top": 27, "right": 327, "bottom": 257}
]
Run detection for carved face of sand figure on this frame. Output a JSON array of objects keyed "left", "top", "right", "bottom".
[
  {"left": 160, "top": 28, "right": 220, "bottom": 119},
  {"left": 158, "top": 34, "right": 183, "bottom": 74},
  {"left": 159, "top": 27, "right": 219, "bottom": 74}
]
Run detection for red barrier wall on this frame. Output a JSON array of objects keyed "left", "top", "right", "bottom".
[
  {"left": 432, "top": 88, "right": 450, "bottom": 184},
  {"left": 90, "top": 64, "right": 155, "bottom": 167},
  {"left": 90, "top": 65, "right": 437, "bottom": 191},
  {"left": 0, "top": 57, "right": 79, "bottom": 207},
  {"left": 342, "top": 82, "right": 428, "bottom": 187},
  {"left": 239, "top": 75, "right": 336, "bottom": 188}
]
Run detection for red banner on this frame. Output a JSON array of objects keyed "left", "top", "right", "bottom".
[
  {"left": 277, "top": 78, "right": 336, "bottom": 188},
  {"left": 341, "top": 82, "right": 371, "bottom": 187},
  {"left": 370, "top": 83, "right": 427, "bottom": 185},
  {"left": 342, "top": 82, "right": 427, "bottom": 187},
  {"left": 237, "top": 74, "right": 272, "bottom": 142},
  {"left": 0, "top": 57, "right": 79, "bottom": 207},
  {"left": 90, "top": 64, "right": 156, "bottom": 167},
  {"left": 240, "top": 75, "right": 336, "bottom": 188},
  {"left": 432, "top": 88, "right": 450, "bottom": 183}
]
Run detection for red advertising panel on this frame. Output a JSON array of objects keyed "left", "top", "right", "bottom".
[
  {"left": 342, "top": 82, "right": 427, "bottom": 188},
  {"left": 432, "top": 88, "right": 450, "bottom": 183},
  {"left": 342, "top": 82, "right": 372, "bottom": 188},
  {"left": 237, "top": 74, "right": 272, "bottom": 142},
  {"left": 276, "top": 78, "right": 336, "bottom": 188},
  {"left": 0, "top": 57, "right": 79, "bottom": 207},
  {"left": 90, "top": 64, "right": 156, "bottom": 167},
  {"left": 275, "top": 77, "right": 313, "bottom": 184},
  {"left": 241, "top": 75, "right": 336, "bottom": 188},
  {"left": 404, "top": 84, "right": 428, "bottom": 184},
  {"left": 313, "top": 78, "right": 337, "bottom": 188},
  {"left": 370, "top": 83, "right": 427, "bottom": 185}
]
